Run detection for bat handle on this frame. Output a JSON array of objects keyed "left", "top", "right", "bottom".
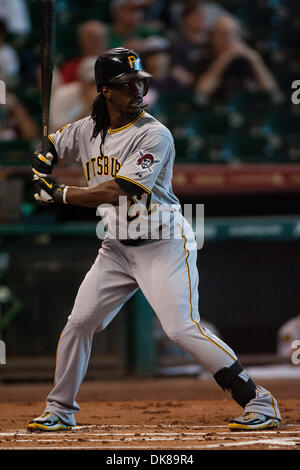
[{"left": 42, "top": 128, "right": 49, "bottom": 155}]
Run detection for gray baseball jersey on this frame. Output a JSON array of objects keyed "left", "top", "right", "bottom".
[
  {"left": 43, "top": 110, "right": 280, "bottom": 426},
  {"left": 50, "top": 110, "right": 184, "bottom": 241}
]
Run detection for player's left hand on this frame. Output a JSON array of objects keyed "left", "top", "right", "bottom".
[
  {"left": 33, "top": 175, "right": 66, "bottom": 204},
  {"left": 32, "top": 152, "right": 56, "bottom": 177}
]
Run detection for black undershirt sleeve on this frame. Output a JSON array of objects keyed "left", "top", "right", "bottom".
[{"left": 114, "top": 177, "right": 146, "bottom": 197}]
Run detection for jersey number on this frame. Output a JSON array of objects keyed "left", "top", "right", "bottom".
[{"left": 127, "top": 192, "right": 152, "bottom": 222}]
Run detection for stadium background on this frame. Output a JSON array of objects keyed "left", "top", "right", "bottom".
[{"left": 0, "top": 0, "right": 300, "bottom": 382}]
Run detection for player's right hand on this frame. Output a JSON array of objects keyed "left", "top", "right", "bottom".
[
  {"left": 33, "top": 175, "right": 65, "bottom": 205},
  {"left": 32, "top": 152, "right": 55, "bottom": 177}
]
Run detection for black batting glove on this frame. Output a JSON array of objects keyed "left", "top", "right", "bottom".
[
  {"left": 32, "top": 152, "right": 56, "bottom": 177},
  {"left": 33, "top": 175, "right": 67, "bottom": 204}
]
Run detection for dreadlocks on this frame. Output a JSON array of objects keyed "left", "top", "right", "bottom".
[{"left": 91, "top": 93, "right": 110, "bottom": 157}]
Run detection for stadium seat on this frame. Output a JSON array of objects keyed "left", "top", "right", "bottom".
[
  {"left": 261, "top": 106, "right": 300, "bottom": 135},
  {"left": 235, "top": 3, "right": 274, "bottom": 30},
  {"left": 226, "top": 91, "right": 274, "bottom": 114},
  {"left": 221, "top": 132, "right": 270, "bottom": 163},
  {"left": 285, "top": 135, "right": 300, "bottom": 162}
]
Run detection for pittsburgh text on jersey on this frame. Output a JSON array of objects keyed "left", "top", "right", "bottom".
[{"left": 85, "top": 155, "right": 121, "bottom": 182}]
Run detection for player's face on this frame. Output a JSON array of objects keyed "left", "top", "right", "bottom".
[{"left": 108, "top": 79, "right": 145, "bottom": 115}]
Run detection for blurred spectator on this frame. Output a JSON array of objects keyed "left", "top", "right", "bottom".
[
  {"left": 143, "top": 0, "right": 175, "bottom": 30},
  {"left": 141, "top": 36, "right": 181, "bottom": 108},
  {"left": 0, "top": 0, "right": 30, "bottom": 36},
  {"left": 49, "top": 57, "right": 98, "bottom": 132},
  {"left": 169, "top": 1, "right": 227, "bottom": 89},
  {"left": 0, "top": 91, "right": 39, "bottom": 140},
  {"left": 194, "top": 15, "right": 279, "bottom": 103},
  {"left": 277, "top": 314, "right": 300, "bottom": 363},
  {"left": 108, "top": 0, "right": 157, "bottom": 52},
  {"left": 0, "top": 19, "right": 20, "bottom": 86},
  {"left": 201, "top": 1, "right": 228, "bottom": 32},
  {"left": 60, "top": 21, "right": 108, "bottom": 84}
]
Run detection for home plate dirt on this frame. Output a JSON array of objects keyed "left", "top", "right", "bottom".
[{"left": 0, "top": 377, "right": 299, "bottom": 450}]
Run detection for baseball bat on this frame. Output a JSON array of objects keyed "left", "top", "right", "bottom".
[{"left": 41, "top": 0, "right": 56, "bottom": 155}]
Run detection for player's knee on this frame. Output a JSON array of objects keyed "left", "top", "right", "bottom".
[
  {"left": 67, "top": 316, "right": 99, "bottom": 333},
  {"left": 162, "top": 324, "right": 182, "bottom": 344}
]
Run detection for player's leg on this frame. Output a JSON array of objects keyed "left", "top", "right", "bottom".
[
  {"left": 131, "top": 235, "right": 280, "bottom": 429},
  {"left": 28, "top": 240, "right": 138, "bottom": 430},
  {"left": 131, "top": 238, "right": 237, "bottom": 373}
]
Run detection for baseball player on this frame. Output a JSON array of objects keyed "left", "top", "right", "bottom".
[{"left": 28, "top": 48, "right": 281, "bottom": 432}]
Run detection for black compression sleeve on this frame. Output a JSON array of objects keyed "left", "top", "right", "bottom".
[{"left": 114, "top": 177, "right": 146, "bottom": 197}]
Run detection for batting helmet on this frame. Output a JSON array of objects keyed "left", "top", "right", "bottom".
[{"left": 94, "top": 48, "right": 152, "bottom": 95}]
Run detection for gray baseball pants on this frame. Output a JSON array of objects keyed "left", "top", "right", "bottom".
[{"left": 45, "top": 235, "right": 280, "bottom": 425}]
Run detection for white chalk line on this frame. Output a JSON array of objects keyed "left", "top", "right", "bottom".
[
  {"left": 1, "top": 424, "right": 299, "bottom": 450},
  {"left": 204, "top": 438, "right": 300, "bottom": 449},
  {"left": 1, "top": 440, "right": 299, "bottom": 450},
  {"left": 73, "top": 423, "right": 300, "bottom": 430},
  {"left": 1, "top": 432, "right": 300, "bottom": 448},
  {"left": 11, "top": 436, "right": 300, "bottom": 444},
  {"left": 1, "top": 430, "right": 300, "bottom": 438},
  {"left": 74, "top": 424, "right": 228, "bottom": 429},
  {"left": 1, "top": 427, "right": 300, "bottom": 439},
  {"left": 2, "top": 429, "right": 300, "bottom": 439}
]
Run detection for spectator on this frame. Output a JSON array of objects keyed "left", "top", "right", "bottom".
[
  {"left": 108, "top": 0, "right": 157, "bottom": 52},
  {"left": 194, "top": 15, "right": 279, "bottom": 103},
  {"left": 49, "top": 57, "right": 98, "bottom": 132},
  {"left": 169, "top": 1, "right": 227, "bottom": 89},
  {"left": 0, "top": 19, "right": 20, "bottom": 87},
  {"left": 0, "top": 0, "right": 30, "bottom": 36},
  {"left": 0, "top": 91, "right": 39, "bottom": 140},
  {"left": 141, "top": 36, "right": 181, "bottom": 108},
  {"left": 60, "top": 21, "right": 108, "bottom": 84},
  {"left": 277, "top": 314, "right": 300, "bottom": 363}
]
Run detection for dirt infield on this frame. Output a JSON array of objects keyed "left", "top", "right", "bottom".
[{"left": 0, "top": 377, "right": 299, "bottom": 450}]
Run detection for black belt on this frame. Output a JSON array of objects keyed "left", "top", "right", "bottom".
[
  {"left": 119, "top": 225, "right": 164, "bottom": 246},
  {"left": 119, "top": 238, "right": 155, "bottom": 246}
]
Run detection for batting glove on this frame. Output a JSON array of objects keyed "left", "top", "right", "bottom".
[
  {"left": 32, "top": 152, "right": 56, "bottom": 177},
  {"left": 33, "top": 175, "right": 68, "bottom": 204}
]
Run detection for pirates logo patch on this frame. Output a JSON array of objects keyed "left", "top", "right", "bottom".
[{"left": 134, "top": 151, "right": 160, "bottom": 177}]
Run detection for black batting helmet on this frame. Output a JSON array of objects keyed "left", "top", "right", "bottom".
[{"left": 94, "top": 47, "right": 152, "bottom": 96}]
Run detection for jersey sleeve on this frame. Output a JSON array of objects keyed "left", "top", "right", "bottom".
[
  {"left": 114, "top": 131, "right": 174, "bottom": 196},
  {"left": 49, "top": 119, "right": 84, "bottom": 164}
]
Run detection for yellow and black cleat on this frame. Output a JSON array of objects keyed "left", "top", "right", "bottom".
[
  {"left": 27, "top": 412, "right": 73, "bottom": 432},
  {"left": 228, "top": 412, "right": 281, "bottom": 431}
]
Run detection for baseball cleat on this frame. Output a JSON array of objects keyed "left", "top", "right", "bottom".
[
  {"left": 228, "top": 412, "right": 281, "bottom": 431},
  {"left": 27, "top": 412, "right": 73, "bottom": 432}
]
